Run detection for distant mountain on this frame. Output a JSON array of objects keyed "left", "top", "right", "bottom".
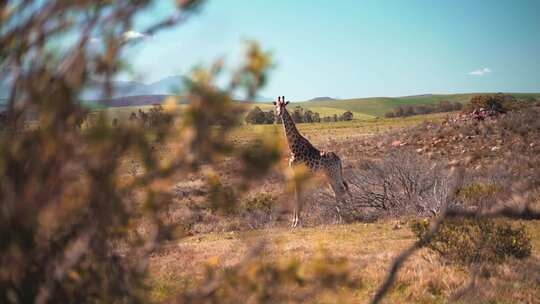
[
  {"left": 93, "top": 95, "right": 184, "bottom": 107},
  {"left": 309, "top": 97, "right": 337, "bottom": 101},
  {"left": 0, "top": 74, "right": 186, "bottom": 100},
  {"left": 400, "top": 94, "right": 434, "bottom": 98},
  {"left": 81, "top": 75, "right": 185, "bottom": 100}
]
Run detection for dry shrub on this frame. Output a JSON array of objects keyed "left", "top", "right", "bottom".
[
  {"left": 347, "top": 151, "right": 455, "bottom": 218},
  {"left": 456, "top": 182, "right": 499, "bottom": 209},
  {"left": 411, "top": 218, "right": 531, "bottom": 266}
]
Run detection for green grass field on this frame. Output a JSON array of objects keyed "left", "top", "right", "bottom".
[{"left": 294, "top": 92, "right": 540, "bottom": 117}]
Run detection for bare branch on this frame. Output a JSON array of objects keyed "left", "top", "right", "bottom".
[{"left": 369, "top": 210, "right": 447, "bottom": 304}]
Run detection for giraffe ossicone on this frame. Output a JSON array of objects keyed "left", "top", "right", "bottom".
[{"left": 274, "top": 96, "right": 352, "bottom": 228}]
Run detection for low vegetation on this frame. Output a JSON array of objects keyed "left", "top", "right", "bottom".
[
  {"left": 385, "top": 100, "right": 463, "bottom": 118},
  {"left": 245, "top": 105, "right": 354, "bottom": 124},
  {"left": 411, "top": 218, "right": 531, "bottom": 266}
]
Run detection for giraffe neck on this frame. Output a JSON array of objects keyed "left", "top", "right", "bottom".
[{"left": 281, "top": 108, "right": 302, "bottom": 148}]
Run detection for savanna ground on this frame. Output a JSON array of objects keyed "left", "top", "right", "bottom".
[{"left": 112, "top": 106, "right": 540, "bottom": 303}]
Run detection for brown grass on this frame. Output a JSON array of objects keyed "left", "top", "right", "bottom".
[{"left": 148, "top": 220, "right": 540, "bottom": 303}]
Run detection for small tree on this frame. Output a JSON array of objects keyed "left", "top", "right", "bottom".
[
  {"left": 463, "top": 94, "right": 507, "bottom": 113},
  {"left": 264, "top": 110, "right": 276, "bottom": 124},
  {"left": 313, "top": 112, "right": 321, "bottom": 123},
  {"left": 129, "top": 112, "right": 138, "bottom": 122},
  {"left": 341, "top": 110, "right": 353, "bottom": 121},
  {"left": 148, "top": 104, "right": 170, "bottom": 128},
  {"left": 292, "top": 106, "right": 304, "bottom": 123},
  {"left": 403, "top": 105, "right": 414, "bottom": 116},
  {"left": 245, "top": 106, "right": 266, "bottom": 124},
  {"left": 451, "top": 101, "right": 463, "bottom": 111},
  {"left": 438, "top": 100, "right": 454, "bottom": 112},
  {"left": 304, "top": 110, "right": 314, "bottom": 123}
]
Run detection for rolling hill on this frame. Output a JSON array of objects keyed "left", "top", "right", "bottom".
[
  {"left": 295, "top": 93, "right": 540, "bottom": 117},
  {"left": 309, "top": 96, "right": 339, "bottom": 101},
  {"left": 81, "top": 76, "right": 185, "bottom": 100}
]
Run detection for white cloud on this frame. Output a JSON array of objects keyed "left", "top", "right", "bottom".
[
  {"left": 90, "top": 37, "right": 101, "bottom": 44},
  {"left": 122, "top": 31, "right": 150, "bottom": 41},
  {"left": 468, "top": 67, "right": 492, "bottom": 76}
]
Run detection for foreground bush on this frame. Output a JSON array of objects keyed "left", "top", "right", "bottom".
[
  {"left": 411, "top": 218, "right": 531, "bottom": 265},
  {"left": 176, "top": 249, "right": 360, "bottom": 304},
  {"left": 0, "top": 1, "right": 278, "bottom": 303}
]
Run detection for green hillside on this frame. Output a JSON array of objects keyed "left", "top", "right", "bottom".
[{"left": 295, "top": 92, "right": 540, "bottom": 117}]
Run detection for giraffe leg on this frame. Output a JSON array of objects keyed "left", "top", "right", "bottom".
[
  {"left": 291, "top": 184, "right": 303, "bottom": 228},
  {"left": 334, "top": 193, "right": 344, "bottom": 224},
  {"left": 335, "top": 205, "right": 342, "bottom": 224}
]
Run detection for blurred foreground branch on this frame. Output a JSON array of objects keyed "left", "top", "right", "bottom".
[{"left": 0, "top": 1, "right": 278, "bottom": 303}]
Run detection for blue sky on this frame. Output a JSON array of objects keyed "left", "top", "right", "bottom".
[{"left": 121, "top": 0, "right": 540, "bottom": 100}]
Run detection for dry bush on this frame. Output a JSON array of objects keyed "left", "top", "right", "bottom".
[{"left": 347, "top": 151, "right": 456, "bottom": 218}]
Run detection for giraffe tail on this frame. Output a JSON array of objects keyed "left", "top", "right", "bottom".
[{"left": 343, "top": 180, "right": 352, "bottom": 197}]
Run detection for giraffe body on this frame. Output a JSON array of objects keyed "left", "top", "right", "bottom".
[{"left": 274, "top": 96, "right": 351, "bottom": 227}]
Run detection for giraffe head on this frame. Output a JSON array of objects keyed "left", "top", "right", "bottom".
[{"left": 273, "top": 96, "right": 289, "bottom": 117}]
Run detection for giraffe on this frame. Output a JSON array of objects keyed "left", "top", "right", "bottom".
[{"left": 273, "top": 96, "right": 352, "bottom": 228}]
